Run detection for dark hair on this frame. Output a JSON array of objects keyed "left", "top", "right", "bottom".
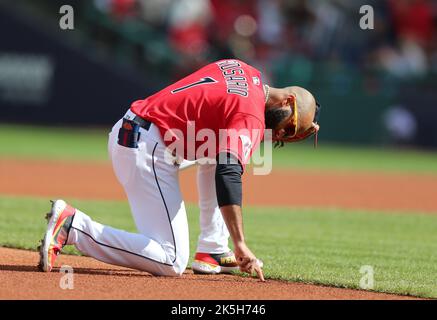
[{"left": 264, "top": 107, "right": 291, "bottom": 130}]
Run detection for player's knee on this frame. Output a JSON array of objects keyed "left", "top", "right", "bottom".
[
  {"left": 170, "top": 265, "right": 185, "bottom": 276},
  {"left": 152, "top": 255, "right": 187, "bottom": 277},
  {"left": 171, "top": 256, "right": 188, "bottom": 276},
  {"left": 156, "top": 241, "right": 189, "bottom": 276},
  {"left": 155, "top": 263, "right": 185, "bottom": 277}
]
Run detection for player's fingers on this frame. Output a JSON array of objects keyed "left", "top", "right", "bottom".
[
  {"left": 238, "top": 257, "right": 250, "bottom": 269},
  {"left": 253, "top": 263, "right": 265, "bottom": 282},
  {"left": 248, "top": 263, "right": 255, "bottom": 275},
  {"left": 246, "top": 259, "right": 264, "bottom": 281},
  {"left": 239, "top": 263, "right": 251, "bottom": 274}
]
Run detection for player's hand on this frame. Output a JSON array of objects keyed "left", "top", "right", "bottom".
[{"left": 234, "top": 243, "right": 265, "bottom": 282}]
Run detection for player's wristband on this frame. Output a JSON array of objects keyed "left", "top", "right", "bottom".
[{"left": 215, "top": 153, "right": 243, "bottom": 207}]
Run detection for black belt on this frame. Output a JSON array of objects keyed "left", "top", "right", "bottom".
[{"left": 129, "top": 115, "right": 152, "bottom": 131}]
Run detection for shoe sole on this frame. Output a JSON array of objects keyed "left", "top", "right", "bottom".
[
  {"left": 38, "top": 199, "right": 67, "bottom": 272},
  {"left": 191, "top": 260, "right": 239, "bottom": 274},
  {"left": 192, "top": 259, "right": 264, "bottom": 275}
]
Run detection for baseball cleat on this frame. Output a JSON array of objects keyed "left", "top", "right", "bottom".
[
  {"left": 38, "top": 199, "right": 75, "bottom": 272},
  {"left": 192, "top": 251, "right": 240, "bottom": 274}
]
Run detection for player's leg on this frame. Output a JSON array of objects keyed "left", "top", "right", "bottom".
[
  {"left": 66, "top": 119, "right": 189, "bottom": 276},
  {"left": 191, "top": 163, "right": 238, "bottom": 274},
  {"left": 196, "top": 163, "right": 230, "bottom": 253}
]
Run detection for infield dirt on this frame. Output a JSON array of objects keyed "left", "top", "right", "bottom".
[{"left": 0, "top": 247, "right": 419, "bottom": 299}]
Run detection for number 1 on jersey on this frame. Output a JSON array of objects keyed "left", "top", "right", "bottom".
[{"left": 171, "top": 77, "right": 217, "bottom": 94}]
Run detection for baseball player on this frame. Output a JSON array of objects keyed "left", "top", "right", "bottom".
[{"left": 38, "top": 59, "right": 320, "bottom": 281}]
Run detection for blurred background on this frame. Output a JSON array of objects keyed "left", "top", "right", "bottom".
[{"left": 1, "top": 0, "right": 436, "bottom": 148}]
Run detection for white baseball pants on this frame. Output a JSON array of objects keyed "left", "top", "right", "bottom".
[{"left": 67, "top": 111, "right": 230, "bottom": 276}]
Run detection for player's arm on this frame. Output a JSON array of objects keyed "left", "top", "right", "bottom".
[{"left": 215, "top": 152, "right": 264, "bottom": 281}]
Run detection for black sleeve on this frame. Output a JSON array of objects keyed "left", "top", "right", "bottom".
[{"left": 215, "top": 152, "right": 243, "bottom": 208}]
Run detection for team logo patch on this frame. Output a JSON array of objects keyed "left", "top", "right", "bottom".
[
  {"left": 252, "top": 76, "right": 260, "bottom": 86},
  {"left": 123, "top": 122, "right": 133, "bottom": 130}
]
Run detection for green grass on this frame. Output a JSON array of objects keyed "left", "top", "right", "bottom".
[
  {"left": 0, "top": 124, "right": 109, "bottom": 162},
  {"left": 272, "top": 142, "right": 437, "bottom": 173},
  {"left": 2, "top": 124, "right": 437, "bottom": 173},
  {"left": 1, "top": 195, "right": 436, "bottom": 298}
]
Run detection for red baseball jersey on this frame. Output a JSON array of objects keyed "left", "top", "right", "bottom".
[{"left": 130, "top": 59, "right": 266, "bottom": 169}]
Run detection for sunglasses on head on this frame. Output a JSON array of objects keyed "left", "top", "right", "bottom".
[{"left": 274, "top": 99, "right": 321, "bottom": 148}]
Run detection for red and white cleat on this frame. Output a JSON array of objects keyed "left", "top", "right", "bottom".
[
  {"left": 38, "top": 200, "right": 76, "bottom": 272},
  {"left": 192, "top": 251, "right": 240, "bottom": 274}
]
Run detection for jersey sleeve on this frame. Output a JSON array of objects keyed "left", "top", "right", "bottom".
[{"left": 217, "top": 113, "right": 264, "bottom": 171}]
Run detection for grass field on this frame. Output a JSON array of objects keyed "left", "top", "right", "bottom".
[
  {"left": 2, "top": 124, "right": 437, "bottom": 173},
  {"left": 0, "top": 195, "right": 436, "bottom": 298},
  {"left": 1, "top": 124, "right": 437, "bottom": 298}
]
